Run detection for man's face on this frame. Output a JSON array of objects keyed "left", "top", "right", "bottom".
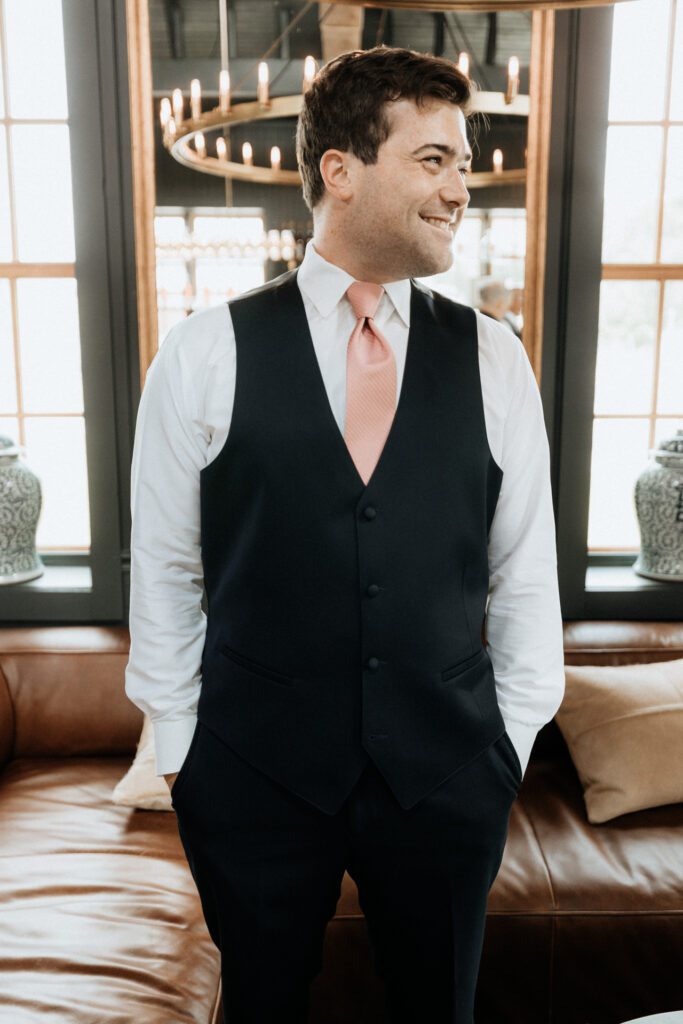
[{"left": 346, "top": 98, "right": 471, "bottom": 281}]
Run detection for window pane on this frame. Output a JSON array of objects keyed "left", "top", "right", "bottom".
[
  {"left": 601, "top": 126, "right": 663, "bottom": 264},
  {"left": 0, "top": 417, "right": 20, "bottom": 446},
  {"left": 24, "top": 416, "right": 90, "bottom": 550},
  {"left": 16, "top": 279, "right": 84, "bottom": 413},
  {"left": 11, "top": 124, "right": 76, "bottom": 262},
  {"left": 0, "top": 280, "right": 17, "bottom": 413},
  {"left": 594, "top": 280, "right": 659, "bottom": 414},
  {"left": 669, "top": 0, "right": 683, "bottom": 119},
  {"left": 0, "top": 129, "right": 11, "bottom": 261},
  {"left": 154, "top": 216, "right": 186, "bottom": 245},
  {"left": 660, "top": 127, "right": 683, "bottom": 262},
  {"left": 4, "top": 0, "right": 68, "bottom": 120},
  {"left": 487, "top": 213, "right": 526, "bottom": 260},
  {"left": 195, "top": 259, "right": 265, "bottom": 303},
  {"left": 588, "top": 418, "right": 651, "bottom": 550},
  {"left": 656, "top": 281, "right": 683, "bottom": 414},
  {"left": 193, "top": 216, "right": 264, "bottom": 246},
  {"left": 654, "top": 418, "right": 683, "bottom": 446},
  {"left": 607, "top": 0, "right": 670, "bottom": 121},
  {"left": 156, "top": 259, "right": 190, "bottom": 297}
]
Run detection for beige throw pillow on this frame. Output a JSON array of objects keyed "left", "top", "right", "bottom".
[
  {"left": 556, "top": 658, "right": 683, "bottom": 824},
  {"left": 111, "top": 714, "right": 173, "bottom": 811}
]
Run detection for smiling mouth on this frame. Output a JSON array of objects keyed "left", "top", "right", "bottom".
[{"left": 420, "top": 215, "right": 453, "bottom": 234}]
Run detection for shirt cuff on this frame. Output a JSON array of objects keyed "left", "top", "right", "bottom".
[
  {"left": 502, "top": 718, "right": 540, "bottom": 778},
  {"left": 152, "top": 715, "right": 198, "bottom": 776}
]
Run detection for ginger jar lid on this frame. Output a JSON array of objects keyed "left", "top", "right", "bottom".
[
  {"left": 0, "top": 435, "right": 21, "bottom": 459},
  {"left": 652, "top": 429, "right": 683, "bottom": 468}
]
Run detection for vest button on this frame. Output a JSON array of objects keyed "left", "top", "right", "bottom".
[
  {"left": 366, "top": 583, "right": 380, "bottom": 597},
  {"left": 363, "top": 506, "right": 377, "bottom": 520},
  {"left": 367, "top": 657, "right": 379, "bottom": 671}
]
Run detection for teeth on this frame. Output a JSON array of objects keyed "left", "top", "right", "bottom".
[{"left": 422, "top": 217, "right": 450, "bottom": 231}]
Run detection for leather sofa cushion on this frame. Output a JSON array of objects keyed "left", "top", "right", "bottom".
[
  {"left": 557, "top": 657, "right": 683, "bottom": 822},
  {"left": 0, "top": 755, "right": 221, "bottom": 1023}
]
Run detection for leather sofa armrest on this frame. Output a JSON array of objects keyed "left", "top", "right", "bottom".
[{"left": 0, "top": 663, "right": 14, "bottom": 769}]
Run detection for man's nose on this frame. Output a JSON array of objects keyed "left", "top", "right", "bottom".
[{"left": 440, "top": 171, "right": 470, "bottom": 208}]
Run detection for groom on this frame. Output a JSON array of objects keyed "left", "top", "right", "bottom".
[{"left": 126, "top": 45, "right": 565, "bottom": 1023}]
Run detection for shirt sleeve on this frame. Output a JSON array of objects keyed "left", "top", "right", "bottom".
[
  {"left": 124, "top": 316, "right": 216, "bottom": 776},
  {"left": 484, "top": 330, "right": 566, "bottom": 777}
]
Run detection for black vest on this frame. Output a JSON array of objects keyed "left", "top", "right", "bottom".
[{"left": 197, "top": 270, "right": 505, "bottom": 814}]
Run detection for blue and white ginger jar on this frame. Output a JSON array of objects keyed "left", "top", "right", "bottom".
[
  {"left": 633, "top": 429, "right": 683, "bottom": 582},
  {"left": 0, "top": 435, "right": 44, "bottom": 585}
]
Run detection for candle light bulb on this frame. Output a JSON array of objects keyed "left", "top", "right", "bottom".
[
  {"left": 258, "top": 62, "right": 270, "bottom": 106},
  {"left": 216, "top": 136, "right": 227, "bottom": 161},
  {"left": 242, "top": 141, "right": 253, "bottom": 166},
  {"left": 303, "top": 56, "right": 317, "bottom": 92},
  {"left": 219, "top": 69, "right": 230, "bottom": 112},
  {"left": 270, "top": 146, "right": 281, "bottom": 171},
  {"left": 191, "top": 78, "right": 202, "bottom": 119},
  {"left": 493, "top": 148, "right": 503, "bottom": 174},
  {"left": 195, "top": 132, "right": 206, "bottom": 158},
  {"left": 160, "top": 97, "right": 171, "bottom": 129},
  {"left": 172, "top": 88, "right": 184, "bottom": 123},
  {"left": 505, "top": 56, "right": 520, "bottom": 104},
  {"left": 167, "top": 116, "right": 177, "bottom": 137},
  {"left": 457, "top": 52, "right": 470, "bottom": 77}
]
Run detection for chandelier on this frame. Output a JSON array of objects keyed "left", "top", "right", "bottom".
[{"left": 159, "top": 8, "right": 529, "bottom": 189}]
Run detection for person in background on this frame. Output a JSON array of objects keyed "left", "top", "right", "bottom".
[
  {"left": 125, "top": 45, "right": 564, "bottom": 1024},
  {"left": 476, "top": 278, "right": 511, "bottom": 324}
]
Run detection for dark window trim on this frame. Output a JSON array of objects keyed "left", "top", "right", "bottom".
[
  {"left": 0, "top": 0, "right": 138, "bottom": 623},
  {"left": 543, "top": 7, "right": 681, "bottom": 621}
]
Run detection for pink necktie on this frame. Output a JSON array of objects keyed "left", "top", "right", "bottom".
[{"left": 344, "top": 282, "right": 397, "bottom": 484}]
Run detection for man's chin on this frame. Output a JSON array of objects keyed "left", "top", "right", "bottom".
[{"left": 411, "top": 247, "right": 454, "bottom": 279}]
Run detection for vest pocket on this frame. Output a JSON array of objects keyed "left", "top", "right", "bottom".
[
  {"left": 440, "top": 646, "right": 486, "bottom": 682},
  {"left": 219, "top": 643, "right": 294, "bottom": 686}
]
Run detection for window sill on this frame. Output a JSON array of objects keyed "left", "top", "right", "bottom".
[
  {"left": 586, "top": 564, "right": 680, "bottom": 592},
  {"left": 0, "top": 561, "right": 123, "bottom": 622},
  {"left": 1, "top": 564, "right": 93, "bottom": 592},
  {"left": 583, "top": 561, "right": 682, "bottom": 619}
]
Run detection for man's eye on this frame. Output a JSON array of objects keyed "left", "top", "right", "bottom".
[
  {"left": 459, "top": 166, "right": 471, "bottom": 177},
  {"left": 424, "top": 156, "right": 442, "bottom": 166}
]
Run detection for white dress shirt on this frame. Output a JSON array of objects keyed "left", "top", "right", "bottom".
[{"left": 125, "top": 241, "right": 565, "bottom": 780}]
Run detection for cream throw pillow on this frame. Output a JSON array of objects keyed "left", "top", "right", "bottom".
[
  {"left": 111, "top": 715, "right": 173, "bottom": 811},
  {"left": 556, "top": 657, "right": 683, "bottom": 824}
]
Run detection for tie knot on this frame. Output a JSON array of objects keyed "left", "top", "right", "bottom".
[{"left": 347, "top": 281, "right": 384, "bottom": 322}]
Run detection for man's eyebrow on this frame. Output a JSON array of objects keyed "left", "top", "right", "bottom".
[{"left": 411, "top": 144, "right": 473, "bottom": 162}]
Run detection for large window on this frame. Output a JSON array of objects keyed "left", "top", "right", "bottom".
[
  {"left": 588, "top": 0, "right": 683, "bottom": 553},
  {"left": 0, "top": 0, "right": 90, "bottom": 553},
  {"left": 0, "top": 0, "right": 133, "bottom": 621},
  {"left": 548, "top": 0, "right": 682, "bottom": 618}
]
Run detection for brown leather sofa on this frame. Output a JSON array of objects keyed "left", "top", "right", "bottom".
[{"left": 0, "top": 622, "right": 681, "bottom": 1024}]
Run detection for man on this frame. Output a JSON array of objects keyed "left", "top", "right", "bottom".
[
  {"left": 476, "top": 278, "right": 511, "bottom": 325},
  {"left": 125, "top": 46, "right": 564, "bottom": 1024}
]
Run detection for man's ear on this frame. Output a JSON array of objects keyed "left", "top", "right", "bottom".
[{"left": 319, "top": 149, "right": 354, "bottom": 201}]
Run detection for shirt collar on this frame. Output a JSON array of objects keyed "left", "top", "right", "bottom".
[{"left": 297, "top": 240, "right": 411, "bottom": 327}]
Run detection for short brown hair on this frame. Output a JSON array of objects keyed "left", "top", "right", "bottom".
[{"left": 296, "top": 46, "right": 472, "bottom": 211}]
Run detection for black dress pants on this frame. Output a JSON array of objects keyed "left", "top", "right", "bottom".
[{"left": 171, "top": 720, "right": 523, "bottom": 1024}]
